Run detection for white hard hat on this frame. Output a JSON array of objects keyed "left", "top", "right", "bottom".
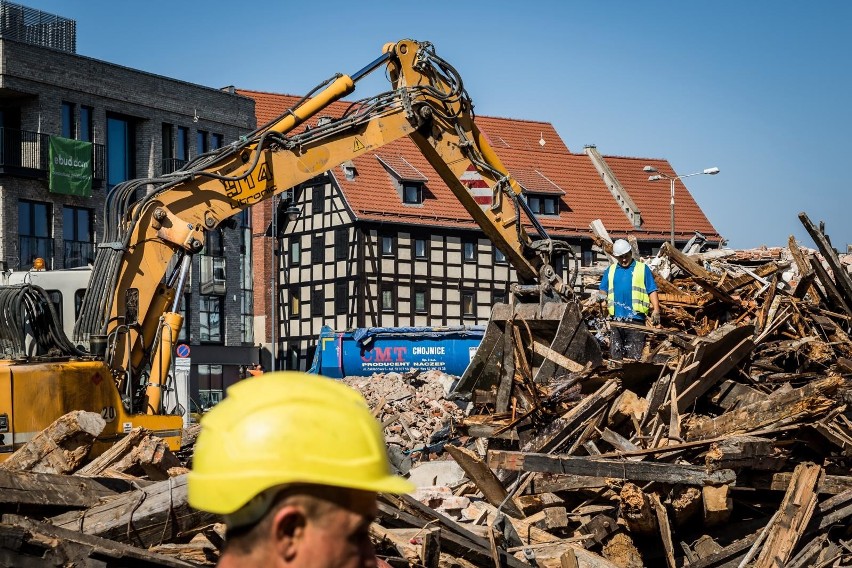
[{"left": 612, "top": 239, "right": 631, "bottom": 257}]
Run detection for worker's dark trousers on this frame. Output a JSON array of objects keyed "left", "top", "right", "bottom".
[{"left": 609, "top": 325, "right": 646, "bottom": 361}]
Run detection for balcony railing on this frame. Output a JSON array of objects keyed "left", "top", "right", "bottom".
[
  {"left": 63, "top": 239, "right": 94, "bottom": 268},
  {"left": 19, "top": 235, "right": 53, "bottom": 270},
  {"left": 162, "top": 157, "right": 188, "bottom": 174},
  {"left": 0, "top": 127, "right": 105, "bottom": 184}
]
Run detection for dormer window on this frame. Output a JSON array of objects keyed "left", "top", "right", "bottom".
[
  {"left": 403, "top": 182, "right": 423, "bottom": 204},
  {"left": 526, "top": 194, "right": 559, "bottom": 216},
  {"left": 341, "top": 160, "right": 357, "bottom": 181}
]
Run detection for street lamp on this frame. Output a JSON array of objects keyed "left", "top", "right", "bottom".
[{"left": 643, "top": 165, "right": 719, "bottom": 247}]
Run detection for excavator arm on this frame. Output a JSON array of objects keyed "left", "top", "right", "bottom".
[{"left": 75, "top": 39, "right": 586, "bottom": 416}]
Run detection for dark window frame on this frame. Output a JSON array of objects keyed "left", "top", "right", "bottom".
[
  {"left": 381, "top": 235, "right": 395, "bottom": 256},
  {"left": 414, "top": 287, "right": 428, "bottom": 313},
  {"left": 311, "top": 289, "right": 324, "bottom": 316},
  {"left": 311, "top": 234, "right": 325, "bottom": 264},
  {"left": 312, "top": 186, "right": 324, "bottom": 213},
  {"left": 461, "top": 291, "right": 476, "bottom": 316},
  {"left": 414, "top": 238, "right": 427, "bottom": 259},
  {"left": 494, "top": 247, "right": 507, "bottom": 264},
  {"left": 335, "top": 280, "right": 348, "bottom": 314},
  {"left": 402, "top": 182, "right": 422, "bottom": 204},
  {"left": 335, "top": 228, "right": 348, "bottom": 260},
  {"left": 61, "top": 101, "right": 75, "bottom": 139},
  {"left": 62, "top": 205, "right": 94, "bottom": 268},
  {"left": 18, "top": 199, "right": 53, "bottom": 270},
  {"left": 381, "top": 284, "right": 395, "bottom": 312},
  {"left": 463, "top": 240, "right": 476, "bottom": 262},
  {"left": 199, "top": 294, "right": 224, "bottom": 344}
]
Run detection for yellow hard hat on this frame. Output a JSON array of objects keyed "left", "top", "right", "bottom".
[{"left": 188, "top": 372, "right": 413, "bottom": 515}]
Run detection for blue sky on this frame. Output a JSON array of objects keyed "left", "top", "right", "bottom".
[{"left": 26, "top": 1, "right": 852, "bottom": 250}]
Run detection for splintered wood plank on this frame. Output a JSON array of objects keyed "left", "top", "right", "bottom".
[
  {"left": 488, "top": 451, "right": 735, "bottom": 486},
  {"left": 445, "top": 444, "right": 525, "bottom": 519},
  {"left": 753, "top": 463, "right": 822, "bottom": 568},
  {"left": 684, "top": 376, "right": 842, "bottom": 441},
  {"left": 650, "top": 493, "right": 676, "bottom": 568},
  {"left": 799, "top": 212, "right": 852, "bottom": 307},
  {"left": 48, "top": 474, "right": 217, "bottom": 548},
  {"left": 0, "top": 469, "right": 121, "bottom": 509}
]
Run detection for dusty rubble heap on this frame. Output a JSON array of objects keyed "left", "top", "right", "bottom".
[{"left": 1, "top": 213, "right": 851, "bottom": 567}]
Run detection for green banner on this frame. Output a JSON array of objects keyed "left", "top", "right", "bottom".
[{"left": 49, "top": 136, "right": 93, "bottom": 197}]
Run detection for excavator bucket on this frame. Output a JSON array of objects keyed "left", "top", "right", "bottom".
[{"left": 452, "top": 300, "right": 602, "bottom": 410}]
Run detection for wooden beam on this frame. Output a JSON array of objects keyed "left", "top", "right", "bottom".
[
  {"left": 753, "top": 463, "right": 822, "bottom": 568},
  {"left": 799, "top": 212, "right": 852, "bottom": 307},
  {"left": 488, "top": 451, "right": 736, "bottom": 486},
  {"left": 0, "top": 411, "right": 105, "bottom": 474},
  {"left": 49, "top": 474, "right": 217, "bottom": 548},
  {"left": 444, "top": 444, "right": 525, "bottom": 519},
  {"left": 0, "top": 515, "right": 195, "bottom": 568},
  {"left": 0, "top": 470, "right": 122, "bottom": 510}
]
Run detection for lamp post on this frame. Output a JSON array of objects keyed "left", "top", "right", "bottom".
[{"left": 643, "top": 165, "right": 719, "bottom": 247}]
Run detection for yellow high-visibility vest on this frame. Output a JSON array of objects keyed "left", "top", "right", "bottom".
[{"left": 607, "top": 261, "right": 651, "bottom": 316}]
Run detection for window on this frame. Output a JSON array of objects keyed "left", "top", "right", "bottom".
[
  {"left": 381, "top": 285, "right": 394, "bottom": 312},
  {"left": 202, "top": 228, "right": 224, "bottom": 257},
  {"left": 107, "top": 115, "right": 135, "bottom": 189},
  {"left": 381, "top": 235, "right": 394, "bottom": 256},
  {"left": 403, "top": 183, "right": 422, "bottom": 204},
  {"left": 177, "top": 293, "right": 190, "bottom": 342},
  {"left": 335, "top": 281, "right": 348, "bottom": 314},
  {"left": 290, "top": 287, "right": 300, "bottom": 317},
  {"left": 552, "top": 253, "right": 564, "bottom": 277},
  {"left": 414, "top": 288, "right": 428, "bottom": 313},
  {"left": 197, "top": 130, "right": 208, "bottom": 155},
  {"left": 582, "top": 250, "right": 595, "bottom": 267},
  {"left": 526, "top": 195, "right": 558, "bottom": 216},
  {"left": 79, "top": 106, "right": 93, "bottom": 142},
  {"left": 462, "top": 291, "right": 475, "bottom": 316},
  {"left": 311, "top": 289, "right": 324, "bottom": 316},
  {"left": 197, "top": 364, "right": 224, "bottom": 409},
  {"left": 61, "top": 102, "right": 74, "bottom": 138},
  {"left": 463, "top": 241, "right": 476, "bottom": 262},
  {"left": 176, "top": 126, "right": 189, "bottom": 161},
  {"left": 239, "top": 209, "right": 253, "bottom": 343},
  {"left": 311, "top": 234, "right": 324, "bottom": 264},
  {"left": 18, "top": 200, "right": 52, "bottom": 269},
  {"left": 414, "top": 239, "right": 427, "bottom": 259},
  {"left": 199, "top": 295, "right": 223, "bottom": 343},
  {"left": 494, "top": 247, "right": 507, "bottom": 264},
  {"left": 211, "top": 133, "right": 224, "bottom": 150},
  {"left": 62, "top": 206, "right": 93, "bottom": 268},
  {"left": 289, "top": 240, "right": 301, "bottom": 266},
  {"left": 492, "top": 291, "right": 507, "bottom": 305},
  {"left": 312, "top": 186, "right": 324, "bottom": 213},
  {"left": 288, "top": 345, "right": 300, "bottom": 370},
  {"left": 200, "top": 256, "right": 226, "bottom": 294},
  {"left": 544, "top": 197, "right": 558, "bottom": 215},
  {"left": 335, "top": 228, "right": 348, "bottom": 260}
]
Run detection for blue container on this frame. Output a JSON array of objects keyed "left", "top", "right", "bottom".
[{"left": 308, "top": 325, "right": 485, "bottom": 378}]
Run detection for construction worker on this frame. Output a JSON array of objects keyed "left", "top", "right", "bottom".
[
  {"left": 188, "top": 372, "right": 414, "bottom": 567},
  {"left": 598, "top": 239, "right": 660, "bottom": 361}
]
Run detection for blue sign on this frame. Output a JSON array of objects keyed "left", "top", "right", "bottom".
[{"left": 176, "top": 344, "right": 191, "bottom": 358}]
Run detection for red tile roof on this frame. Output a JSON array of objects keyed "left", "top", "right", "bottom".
[{"left": 236, "top": 89, "right": 721, "bottom": 242}]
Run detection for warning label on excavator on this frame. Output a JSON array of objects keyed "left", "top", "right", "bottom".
[
  {"left": 460, "top": 165, "right": 491, "bottom": 209},
  {"left": 353, "top": 138, "right": 365, "bottom": 152}
]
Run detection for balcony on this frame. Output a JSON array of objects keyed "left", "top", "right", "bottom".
[
  {"left": 162, "top": 158, "right": 188, "bottom": 174},
  {"left": 0, "top": 127, "right": 105, "bottom": 186}
]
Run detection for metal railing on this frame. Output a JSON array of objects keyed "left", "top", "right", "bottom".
[
  {"left": 0, "top": 1, "right": 76, "bottom": 53},
  {"left": 0, "top": 127, "right": 105, "bottom": 181},
  {"left": 162, "top": 157, "right": 188, "bottom": 174},
  {"left": 18, "top": 235, "right": 53, "bottom": 270},
  {"left": 63, "top": 240, "right": 94, "bottom": 268}
]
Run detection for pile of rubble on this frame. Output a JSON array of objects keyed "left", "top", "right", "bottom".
[
  {"left": 1, "top": 213, "right": 850, "bottom": 567},
  {"left": 369, "top": 213, "right": 852, "bottom": 566}
]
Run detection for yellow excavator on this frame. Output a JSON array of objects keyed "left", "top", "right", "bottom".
[{"left": 0, "top": 39, "right": 600, "bottom": 460}]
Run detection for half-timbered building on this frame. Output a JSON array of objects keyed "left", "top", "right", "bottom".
[{"left": 237, "top": 90, "right": 721, "bottom": 370}]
